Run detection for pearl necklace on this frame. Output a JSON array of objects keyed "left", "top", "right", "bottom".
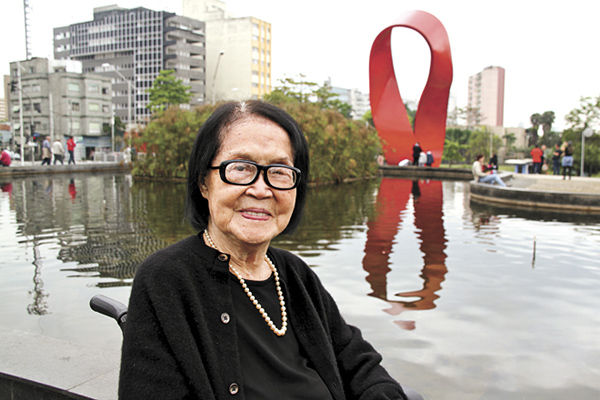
[{"left": 203, "top": 230, "right": 288, "bottom": 336}]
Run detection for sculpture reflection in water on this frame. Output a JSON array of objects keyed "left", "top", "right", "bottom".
[{"left": 362, "top": 178, "right": 447, "bottom": 330}]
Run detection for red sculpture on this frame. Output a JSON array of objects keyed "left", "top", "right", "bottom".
[{"left": 369, "top": 10, "right": 453, "bottom": 167}]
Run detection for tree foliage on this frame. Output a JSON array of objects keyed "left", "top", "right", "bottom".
[
  {"left": 132, "top": 106, "right": 214, "bottom": 178},
  {"left": 133, "top": 79, "right": 382, "bottom": 183},
  {"left": 146, "top": 69, "right": 192, "bottom": 113},
  {"left": 564, "top": 96, "right": 600, "bottom": 176}
]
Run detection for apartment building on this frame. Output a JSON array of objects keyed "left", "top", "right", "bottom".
[
  {"left": 467, "top": 66, "right": 505, "bottom": 127},
  {"left": 7, "top": 58, "right": 112, "bottom": 159},
  {"left": 54, "top": 5, "right": 206, "bottom": 125},
  {"left": 182, "top": 0, "right": 271, "bottom": 102}
]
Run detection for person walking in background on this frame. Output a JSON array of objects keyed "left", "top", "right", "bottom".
[
  {"left": 41, "top": 136, "right": 52, "bottom": 166},
  {"left": 412, "top": 142, "right": 422, "bottom": 166},
  {"left": 551, "top": 143, "right": 562, "bottom": 175},
  {"left": 67, "top": 136, "right": 76, "bottom": 165},
  {"left": 561, "top": 141, "right": 574, "bottom": 180},
  {"left": 52, "top": 138, "right": 65, "bottom": 165},
  {"left": 530, "top": 144, "right": 543, "bottom": 174},
  {"left": 0, "top": 149, "right": 11, "bottom": 167},
  {"left": 472, "top": 154, "right": 507, "bottom": 187}
]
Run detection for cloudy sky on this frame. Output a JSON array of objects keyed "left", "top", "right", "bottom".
[{"left": 2, "top": 0, "right": 599, "bottom": 130}]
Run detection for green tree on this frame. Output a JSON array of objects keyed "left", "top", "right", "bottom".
[
  {"left": 467, "top": 128, "right": 502, "bottom": 162},
  {"left": 132, "top": 106, "right": 212, "bottom": 178},
  {"left": 564, "top": 96, "right": 600, "bottom": 176},
  {"left": 146, "top": 69, "right": 192, "bottom": 113},
  {"left": 528, "top": 113, "right": 542, "bottom": 145},
  {"left": 442, "top": 139, "right": 465, "bottom": 166},
  {"left": 539, "top": 111, "right": 555, "bottom": 136}
]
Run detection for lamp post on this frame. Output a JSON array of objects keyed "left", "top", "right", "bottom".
[
  {"left": 211, "top": 50, "right": 225, "bottom": 104},
  {"left": 581, "top": 127, "right": 594, "bottom": 177},
  {"left": 102, "top": 63, "right": 134, "bottom": 145},
  {"left": 16, "top": 61, "right": 25, "bottom": 166}
]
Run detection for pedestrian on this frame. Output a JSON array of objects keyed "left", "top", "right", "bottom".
[
  {"left": 472, "top": 154, "right": 507, "bottom": 187},
  {"left": 561, "top": 141, "right": 574, "bottom": 180},
  {"left": 412, "top": 142, "right": 422, "bottom": 166},
  {"left": 67, "top": 136, "right": 76, "bottom": 165},
  {"left": 551, "top": 143, "right": 562, "bottom": 175},
  {"left": 41, "top": 136, "right": 52, "bottom": 165},
  {"left": 425, "top": 151, "right": 434, "bottom": 167},
  {"left": 0, "top": 149, "right": 11, "bottom": 167},
  {"left": 530, "top": 144, "right": 543, "bottom": 174},
  {"left": 52, "top": 138, "right": 65, "bottom": 165}
]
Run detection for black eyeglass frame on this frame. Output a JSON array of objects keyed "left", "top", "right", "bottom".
[{"left": 209, "top": 159, "right": 302, "bottom": 190}]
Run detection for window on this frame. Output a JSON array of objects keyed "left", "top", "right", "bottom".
[
  {"left": 102, "top": 87, "right": 109, "bottom": 94},
  {"left": 68, "top": 83, "right": 80, "bottom": 92},
  {"left": 89, "top": 84, "right": 99, "bottom": 92},
  {"left": 102, "top": 105, "right": 110, "bottom": 113},
  {"left": 34, "top": 103, "right": 41, "bottom": 113},
  {"left": 72, "top": 102, "right": 80, "bottom": 111},
  {"left": 31, "top": 84, "right": 41, "bottom": 92},
  {"left": 89, "top": 122, "right": 101, "bottom": 133},
  {"left": 89, "top": 103, "right": 100, "bottom": 111}
]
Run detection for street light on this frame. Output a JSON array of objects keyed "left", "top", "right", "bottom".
[
  {"left": 211, "top": 50, "right": 225, "bottom": 104},
  {"left": 102, "top": 63, "right": 134, "bottom": 145}
]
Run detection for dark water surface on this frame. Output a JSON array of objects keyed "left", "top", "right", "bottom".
[{"left": 1, "top": 173, "right": 599, "bottom": 399}]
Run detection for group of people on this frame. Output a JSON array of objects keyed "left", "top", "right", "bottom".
[
  {"left": 530, "top": 141, "right": 574, "bottom": 179},
  {"left": 412, "top": 142, "right": 434, "bottom": 167},
  {"left": 41, "top": 136, "right": 77, "bottom": 166}
]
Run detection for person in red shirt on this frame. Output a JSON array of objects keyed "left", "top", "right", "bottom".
[
  {"left": 530, "top": 144, "right": 544, "bottom": 174},
  {"left": 0, "top": 150, "right": 11, "bottom": 167},
  {"left": 67, "top": 136, "right": 76, "bottom": 165}
]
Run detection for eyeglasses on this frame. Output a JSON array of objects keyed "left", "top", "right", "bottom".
[{"left": 210, "top": 160, "right": 301, "bottom": 190}]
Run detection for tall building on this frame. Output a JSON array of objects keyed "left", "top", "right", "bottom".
[
  {"left": 324, "top": 79, "right": 370, "bottom": 119},
  {"left": 467, "top": 66, "right": 505, "bottom": 127},
  {"left": 7, "top": 58, "right": 112, "bottom": 159},
  {"left": 182, "top": 0, "right": 271, "bottom": 102},
  {"left": 53, "top": 5, "right": 206, "bottom": 126}
]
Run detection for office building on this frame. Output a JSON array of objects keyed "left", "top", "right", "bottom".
[
  {"left": 182, "top": 0, "right": 271, "bottom": 102},
  {"left": 54, "top": 5, "right": 206, "bottom": 125},
  {"left": 467, "top": 66, "right": 505, "bottom": 127},
  {"left": 7, "top": 58, "right": 112, "bottom": 159}
]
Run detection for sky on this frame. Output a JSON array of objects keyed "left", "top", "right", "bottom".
[{"left": 2, "top": 0, "right": 599, "bottom": 131}]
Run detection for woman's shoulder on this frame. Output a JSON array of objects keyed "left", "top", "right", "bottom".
[{"left": 135, "top": 234, "right": 205, "bottom": 279}]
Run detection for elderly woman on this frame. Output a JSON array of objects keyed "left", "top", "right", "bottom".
[{"left": 119, "top": 101, "right": 412, "bottom": 399}]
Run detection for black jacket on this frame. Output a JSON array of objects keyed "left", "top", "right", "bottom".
[{"left": 119, "top": 233, "right": 407, "bottom": 399}]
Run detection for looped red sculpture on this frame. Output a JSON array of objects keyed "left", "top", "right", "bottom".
[{"left": 369, "top": 10, "right": 453, "bottom": 167}]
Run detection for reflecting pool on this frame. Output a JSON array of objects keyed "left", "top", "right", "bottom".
[{"left": 1, "top": 173, "right": 599, "bottom": 399}]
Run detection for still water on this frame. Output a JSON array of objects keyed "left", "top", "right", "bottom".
[{"left": 1, "top": 173, "right": 599, "bottom": 399}]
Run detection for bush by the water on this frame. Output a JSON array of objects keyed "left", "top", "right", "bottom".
[{"left": 132, "top": 101, "right": 382, "bottom": 183}]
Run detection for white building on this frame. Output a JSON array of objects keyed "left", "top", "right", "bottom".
[{"left": 182, "top": 0, "right": 271, "bottom": 102}]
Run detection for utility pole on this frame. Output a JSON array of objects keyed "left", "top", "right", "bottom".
[
  {"left": 23, "top": 0, "right": 32, "bottom": 60},
  {"left": 17, "top": 61, "right": 25, "bottom": 165}
]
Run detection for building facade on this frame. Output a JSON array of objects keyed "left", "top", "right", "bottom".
[
  {"left": 324, "top": 79, "right": 370, "bottom": 120},
  {"left": 53, "top": 5, "right": 206, "bottom": 126},
  {"left": 8, "top": 58, "right": 112, "bottom": 159},
  {"left": 182, "top": 0, "right": 271, "bottom": 102},
  {"left": 467, "top": 66, "right": 505, "bottom": 127}
]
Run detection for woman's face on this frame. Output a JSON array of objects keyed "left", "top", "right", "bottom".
[{"left": 200, "top": 116, "right": 297, "bottom": 250}]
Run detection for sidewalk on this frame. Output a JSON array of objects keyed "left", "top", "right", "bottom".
[{"left": 0, "top": 327, "right": 119, "bottom": 400}]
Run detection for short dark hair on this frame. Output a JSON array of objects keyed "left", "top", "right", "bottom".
[
  {"left": 475, "top": 154, "right": 484, "bottom": 161},
  {"left": 185, "top": 100, "right": 309, "bottom": 234}
]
